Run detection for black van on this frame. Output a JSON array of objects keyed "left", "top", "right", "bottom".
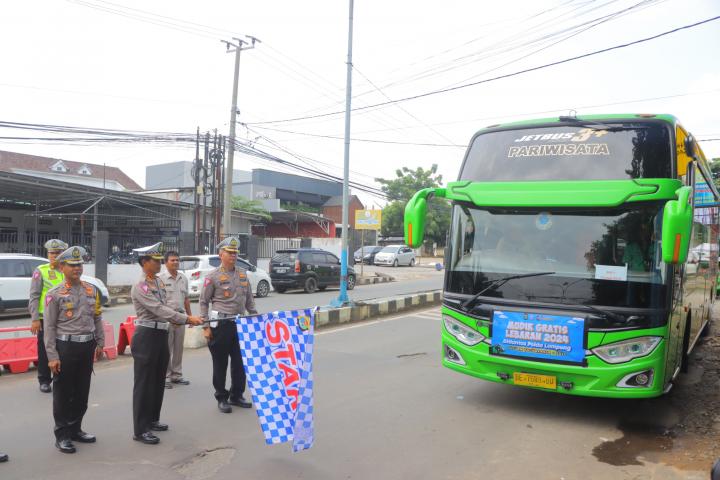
[{"left": 270, "top": 248, "right": 356, "bottom": 293}]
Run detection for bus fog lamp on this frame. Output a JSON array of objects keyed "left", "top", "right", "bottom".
[
  {"left": 444, "top": 345, "right": 466, "bottom": 365},
  {"left": 443, "top": 315, "right": 485, "bottom": 346},
  {"left": 592, "top": 337, "right": 662, "bottom": 364}
]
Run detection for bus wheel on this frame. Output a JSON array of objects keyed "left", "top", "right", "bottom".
[{"left": 680, "top": 313, "right": 692, "bottom": 374}]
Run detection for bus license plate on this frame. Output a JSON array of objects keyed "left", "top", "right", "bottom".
[{"left": 513, "top": 372, "right": 557, "bottom": 390}]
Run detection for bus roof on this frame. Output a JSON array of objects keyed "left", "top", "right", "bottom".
[{"left": 478, "top": 113, "right": 680, "bottom": 131}]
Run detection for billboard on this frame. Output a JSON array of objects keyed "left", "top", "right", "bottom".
[{"left": 354, "top": 209, "right": 382, "bottom": 230}]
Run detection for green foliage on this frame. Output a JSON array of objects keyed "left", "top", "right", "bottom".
[
  {"left": 376, "top": 164, "right": 450, "bottom": 245},
  {"left": 710, "top": 158, "right": 720, "bottom": 188},
  {"left": 231, "top": 196, "right": 271, "bottom": 221},
  {"left": 280, "top": 202, "right": 322, "bottom": 214}
]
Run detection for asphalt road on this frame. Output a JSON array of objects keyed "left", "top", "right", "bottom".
[
  {"left": 0, "top": 308, "right": 705, "bottom": 479},
  {"left": 0, "top": 274, "right": 443, "bottom": 330}
]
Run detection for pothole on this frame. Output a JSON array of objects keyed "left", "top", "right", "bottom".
[
  {"left": 173, "top": 447, "right": 237, "bottom": 480},
  {"left": 592, "top": 420, "right": 675, "bottom": 466}
]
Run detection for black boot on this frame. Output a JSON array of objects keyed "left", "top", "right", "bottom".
[
  {"left": 228, "top": 395, "right": 252, "bottom": 408},
  {"left": 217, "top": 399, "right": 232, "bottom": 413}
]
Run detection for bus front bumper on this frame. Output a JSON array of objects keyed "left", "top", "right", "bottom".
[{"left": 442, "top": 333, "right": 667, "bottom": 398}]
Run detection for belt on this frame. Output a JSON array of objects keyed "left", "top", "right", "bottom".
[
  {"left": 57, "top": 334, "right": 95, "bottom": 343},
  {"left": 134, "top": 320, "right": 170, "bottom": 331}
]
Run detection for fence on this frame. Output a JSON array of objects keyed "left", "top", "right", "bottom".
[{"left": 257, "top": 237, "right": 301, "bottom": 258}]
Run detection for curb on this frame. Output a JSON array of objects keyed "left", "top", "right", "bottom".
[
  {"left": 315, "top": 289, "right": 442, "bottom": 329},
  {"left": 182, "top": 289, "right": 444, "bottom": 349},
  {"left": 356, "top": 275, "right": 394, "bottom": 286}
]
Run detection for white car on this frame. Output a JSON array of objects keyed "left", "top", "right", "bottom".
[
  {"left": 179, "top": 255, "right": 273, "bottom": 298},
  {"left": 373, "top": 245, "right": 416, "bottom": 267},
  {"left": 0, "top": 254, "right": 111, "bottom": 315}
]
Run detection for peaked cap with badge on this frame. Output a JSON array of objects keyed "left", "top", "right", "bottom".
[
  {"left": 133, "top": 242, "right": 165, "bottom": 260},
  {"left": 44, "top": 239, "right": 69, "bottom": 253},
  {"left": 57, "top": 246, "right": 87, "bottom": 265},
  {"left": 217, "top": 236, "right": 240, "bottom": 253}
]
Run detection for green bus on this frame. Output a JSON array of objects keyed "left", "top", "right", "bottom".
[{"left": 405, "top": 114, "right": 718, "bottom": 398}]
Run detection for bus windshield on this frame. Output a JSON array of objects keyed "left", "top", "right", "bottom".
[
  {"left": 446, "top": 203, "right": 668, "bottom": 308},
  {"left": 460, "top": 123, "right": 672, "bottom": 181}
]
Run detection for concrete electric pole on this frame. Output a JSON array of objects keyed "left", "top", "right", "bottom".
[
  {"left": 332, "top": 0, "right": 354, "bottom": 307},
  {"left": 222, "top": 35, "right": 258, "bottom": 237}
]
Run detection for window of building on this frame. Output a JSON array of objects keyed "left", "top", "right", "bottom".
[
  {"left": 78, "top": 164, "right": 93, "bottom": 176},
  {"left": 50, "top": 160, "right": 68, "bottom": 173}
]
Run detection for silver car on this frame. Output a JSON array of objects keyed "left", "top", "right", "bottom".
[{"left": 373, "top": 245, "right": 416, "bottom": 267}]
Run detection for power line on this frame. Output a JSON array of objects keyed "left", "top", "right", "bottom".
[
  {"left": 248, "top": 124, "right": 466, "bottom": 147},
  {"left": 247, "top": 14, "right": 720, "bottom": 126}
]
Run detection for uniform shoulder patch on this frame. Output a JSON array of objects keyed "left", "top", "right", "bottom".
[
  {"left": 204, "top": 277, "right": 212, "bottom": 287},
  {"left": 45, "top": 295, "right": 53, "bottom": 307},
  {"left": 140, "top": 283, "right": 149, "bottom": 294},
  {"left": 33, "top": 270, "right": 40, "bottom": 279}
]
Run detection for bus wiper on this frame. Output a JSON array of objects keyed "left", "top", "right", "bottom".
[
  {"left": 538, "top": 295, "right": 625, "bottom": 323},
  {"left": 558, "top": 116, "right": 648, "bottom": 132},
  {"left": 460, "top": 272, "right": 556, "bottom": 311}
]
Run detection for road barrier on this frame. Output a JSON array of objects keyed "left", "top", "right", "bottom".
[
  {"left": 1, "top": 322, "right": 119, "bottom": 374},
  {"left": 0, "top": 326, "right": 37, "bottom": 373},
  {"left": 116, "top": 316, "right": 136, "bottom": 355}
]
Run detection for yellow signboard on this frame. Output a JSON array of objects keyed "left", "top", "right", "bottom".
[{"left": 355, "top": 209, "right": 382, "bottom": 230}]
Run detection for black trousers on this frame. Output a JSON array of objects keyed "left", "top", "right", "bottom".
[
  {"left": 52, "top": 340, "right": 95, "bottom": 441},
  {"left": 132, "top": 327, "right": 169, "bottom": 436},
  {"left": 207, "top": 321, "right": 246, "bottom": 401},
  {"left": 37, "top": 321, "right": 51, "bottom": 385}
]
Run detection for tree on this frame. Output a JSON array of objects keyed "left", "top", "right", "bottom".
[
  {"left": 376, "top": 164, "right": 451, "bottom": 245},
  {"left": 231, "top": 196, "right": 272, "bottom": 221},
  {"left": 710, "top": 158, "right": 720, "bottom": 189}
]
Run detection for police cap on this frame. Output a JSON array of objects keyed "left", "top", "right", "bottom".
[
  {"left": 44, "top": 239, "right": 68, "bottom": 253},
  {"left": 132, "top": 242, "right": 164, "bottom": 260},
  {"left": 57, "top": 246, "right": 86, "bottom": 265},
  {"left": 217, "top": 236, "right": 240, "bottom": 253}
]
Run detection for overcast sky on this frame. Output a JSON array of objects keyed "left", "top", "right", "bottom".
[{"left": 1, "top": 0, "right": 718, "bottom": 206}]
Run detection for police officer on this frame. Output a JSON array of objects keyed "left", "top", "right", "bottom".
[
  {"left": 44, "top": 246, "right": 104, "bottom": 454},
  {"left": 130, "top": 243, "right": 203, "bottom": 445},
  {"left": 200, "top": 236, "right": 257, "bottom": 413},
  {"left": 29, "top": 238, "right": 68, "bottom": 393},
  {"left": 159, "top": 250, "right": 192, "bottom": 388}
]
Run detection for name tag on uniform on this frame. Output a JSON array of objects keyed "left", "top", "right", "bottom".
[{"left": 210, "top": 321, "right": 218, "bottom": 328}]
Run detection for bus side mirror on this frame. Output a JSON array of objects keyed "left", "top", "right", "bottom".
[
  {"left": 661, "top": 186, "right": 693, "bottom": 264},
  {"left": 404, "top": 188, "right": 444, "bottom": 248}
]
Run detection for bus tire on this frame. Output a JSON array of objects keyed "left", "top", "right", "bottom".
[{"left": 680, "top": 313, "right": 692, "bottom": 374}]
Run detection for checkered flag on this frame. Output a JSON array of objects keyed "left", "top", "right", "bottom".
[{"left": 236, "top": 308, "right": 315, "bottom": 452}]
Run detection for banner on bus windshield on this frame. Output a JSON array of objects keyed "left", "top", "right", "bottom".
[{"left": 490, "top": 311, "right": 586, "bottom": 365}]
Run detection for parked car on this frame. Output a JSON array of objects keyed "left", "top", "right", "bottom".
[
  {"left": 178, "top": 254, "right": 273, "bottom": 298},
  {"left": 270, "top": 248, "right": 356, "bottom": 293},
  {"left": 0, "top": 254, "right": 111, "bottom": 315},
  {"left": 373, "top": 245, "right": 416, "bottom": 267},
  {"left": 353, "top": 245, "right": 383, "bottom": 265}
]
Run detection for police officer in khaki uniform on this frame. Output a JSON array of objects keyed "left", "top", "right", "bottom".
[
  {"left": 130, "top": 243, "right": 203, "bottom": 445},
  {"left": 200, "top": 236, "right": 257, "bottom": 413},
  {"left": 44, "top": 246, "right": 104, "bottom": 454},
  {"left": 159, "top": 250, "right": 192, "bottom": 388},
  {"left": 29, "top": 238, "right": 68, "bottom": 393}
]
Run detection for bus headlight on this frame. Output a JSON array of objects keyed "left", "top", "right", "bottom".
[
  {"left": 443, "top": 315, "right": 485, "bottom": 346},
  {"left": 591, "top": 336, "right": 662, "bottom": 364}
]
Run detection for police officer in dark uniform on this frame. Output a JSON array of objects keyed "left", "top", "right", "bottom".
[
  {"left": 130, "top": 243, "right": 203, "bottom": 445},
  {"left": 200, "top": 236, "right": 257, "bottom": 413},
  {"left": 44, "top": 246, "right": 104, "bottom": 454},
  {"left": 29, "top": 238, "right": 68, "bottom": 393}
]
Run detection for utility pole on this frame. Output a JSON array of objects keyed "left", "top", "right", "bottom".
[
  {"left": 222, "top": 35, "right": 258, "bottom": 238},
  {"left": 332, "top": 0, "right": 354, "bottom": 307}
]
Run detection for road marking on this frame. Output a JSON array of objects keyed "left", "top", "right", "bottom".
[
  {"left": 414, "top": 311, "right": 441, "bottom": 320},
  {"left": 317, "top": 308, "right": 438, "bottom": 336}
]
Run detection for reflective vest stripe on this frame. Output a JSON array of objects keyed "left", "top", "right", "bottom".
[{"left": 37, "top": 263, "right": 64, "bottom": 315}]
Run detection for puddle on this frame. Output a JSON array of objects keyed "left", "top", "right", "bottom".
[{"left": 592, "top": 419, "right": 675, "bottom": 466}]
